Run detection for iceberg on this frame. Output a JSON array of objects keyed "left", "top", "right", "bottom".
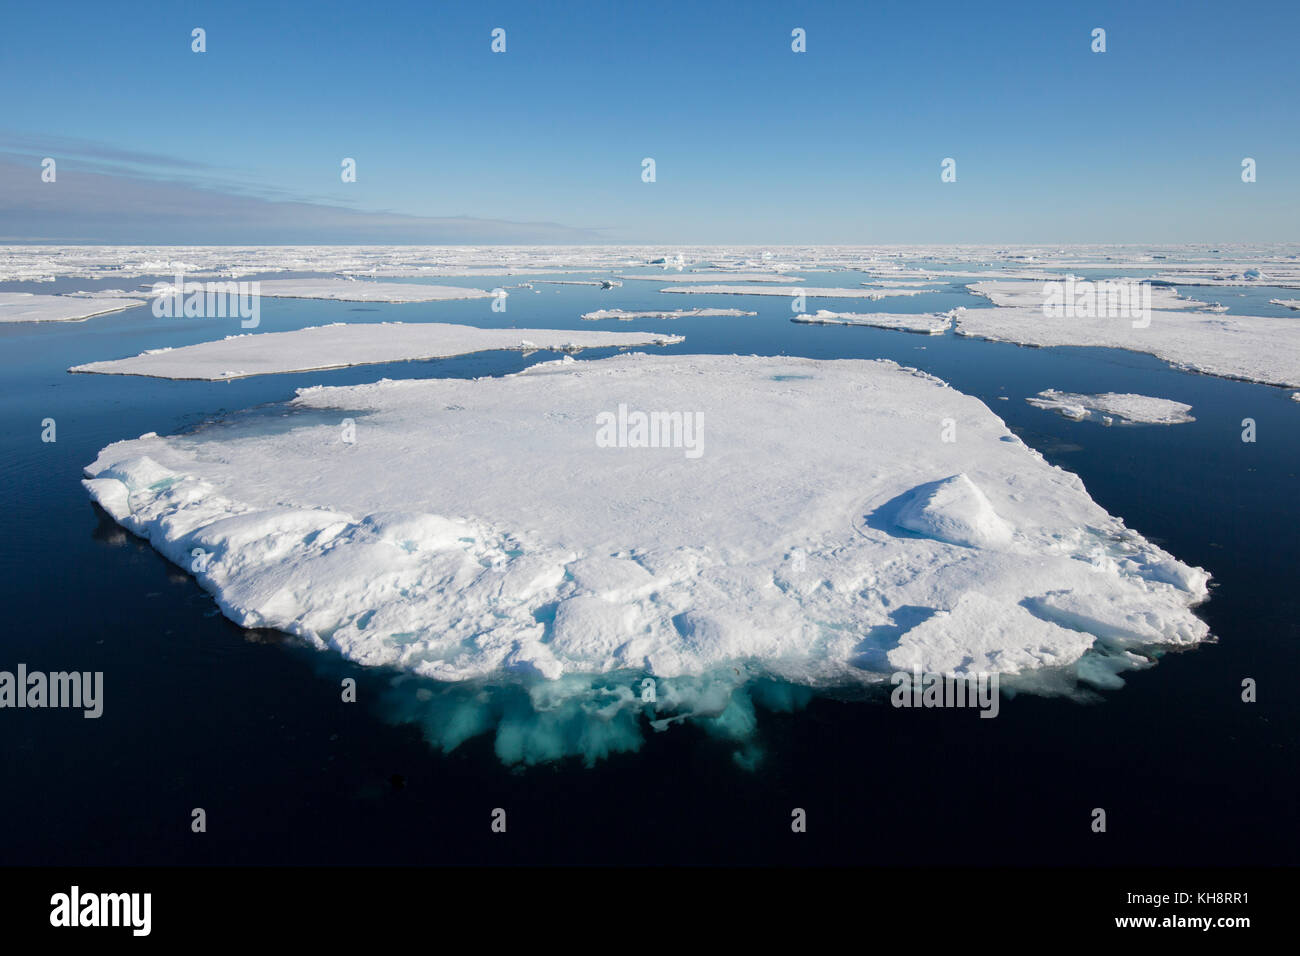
[
  {"left": 83, "top": 352, "right": 1210, "bottom": 763},
  {"left": 69, "top": 322, "right": 683, "bottom": 380}
]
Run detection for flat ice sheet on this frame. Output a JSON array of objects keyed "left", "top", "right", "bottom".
[
  {"left": 1026, "top": 390, "right": 1195, "bottom": 425},
  {"left": 249, "top": 279, "right": 494, "bottom": 303},
  {"left": 69, "top": 322, "right": 684, "bottom": 380},
  {"left": 0, "top": 292, "right": 146, "bottom": 323},
  {"left": 956, "top": 282, "right": 1300, "bottom": 388},
  {"left": 84, "top": 353, "right": 1209, "bottom": 690},
  {"left": 792, "top": 310, "right": 953, "bottom": 334},
  {"left": 660, "top": 285, "right": 937, "bottom": 299},
  {"left": 581, "top": 308, "right": 756, "bottom": 321}
]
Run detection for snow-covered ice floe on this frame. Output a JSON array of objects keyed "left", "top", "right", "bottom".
[
  {"left": 248, "top": 279, "right": 495, "bottom": 303},
  {"left": 581, "top": 308, "right": 756, "bottom": 321},
  {"left": 792, "top": 310, "right": 954, "bottom": 335},
  {"left": 1026, "top": 390, "right": 1195, "bottom": 425},
  {"left": 0, "top": 292, "right": 147, "bottom": 323},
  {"left": 83, "top": 353, "right": 1210, "bottom": 764},
  {"left": 617, "top": 273, "right": 801, "bottom": 283},
  {"left": 956, "top": 281, "right": 1300, "bottom": 388},
  {"left": 69, "top": 322, "right": 683, "bottom": 380},
  {"left": 1270, "top": 299, "right": 1300, "bottom": 311},
  {"left": 661, "top": 285, "right": 938, "bottom": 299}
]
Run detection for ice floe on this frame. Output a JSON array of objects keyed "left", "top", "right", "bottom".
[
  {"left": 69, "top": 322, "right": 683, "bottom": 380},
  {"left": 660, "top": 285, "right": 937, "bottom": 299},
  {"left": 581, "top": 308, "right": 756, "bottom": 321},
  {"left": 956, "top": 281, "right": 1300, "bottom": 388},
  {"left": 245, "top": 279, "right": 495, "bottom": 303},
  {"left": 792, "top": 310, "right": 954, "bottom": 334},
  {"left": 83, "top": 353, "right": 1210, "bottom": 761},
  {"left": 0, "top": 292, "right": 147, "bottom": 323},
  {"left": 1026, "top": 390, "right": 1195, "bottom": 425}
]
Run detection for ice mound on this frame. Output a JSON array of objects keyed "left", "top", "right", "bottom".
[
  {"left": 895, "top": 474, "right": 1013, "bottom": 548},
  {"left": 83, "top": 353, "right": 1212, "bottom": 765}
]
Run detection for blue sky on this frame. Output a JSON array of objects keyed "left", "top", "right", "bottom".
[{"left": 1, "top": 0, "right": 1297, "bottom": 243}]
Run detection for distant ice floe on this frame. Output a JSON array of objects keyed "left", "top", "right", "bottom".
[
  {"left": 69, "top": 322, "right": 682, "bottom": 380},
  {"left": 1270, "top": 299, "right": 1300, "bottom": 311},
  {"left": 83, "top": 353, "right": 1210, "bottom": 765},
  {"left": 661, "top": 285, "right": 938, "bottom": 299},
  {"left": 249, "top": 279, "right": 494, "bottom": 303},
  {"left": 3, "top": 244, "right": 1299, "bottom": 285},
  {"left": 956, "top": 281, "right": 1300, "bottom": 388},
  {"left": 0, "top": 292, "right": 146, "bottom": 323},
  {"left": 792, "top": 310, "right": 954, "bottom": 335},
  {"left": 1026, "top": 390, "right": 1195, "bottom": 425},
  {"left": 617, "top": 273, "right": 801, "bottom": 283},
  {"left": 581, "top": 308, "right": 756, "bottom": 321}
]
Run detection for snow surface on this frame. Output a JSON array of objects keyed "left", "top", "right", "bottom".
[
  {"left": 661, "top": 285, "right": 937, "bottom": 299},
  {"left": 581, "top": 308, "right": 756, "bottom": 321},
  {"left": 0, "top": 292, "right": 146, "bottom": 323},
  {"left": 83, "top": 353, "right": 1210, "bottom": 761},
  {"left": 240, "top": 279, "right": 494, "bottom": 303},
  {"left": 617, "top": 273, "right": 801, "bottom": 283},
  {"left": 69, "top": 322, "right": 683, "bottom": 380},
  {"left": 792, "top": 310, "right": 953, "bottom": 334},
  {"left": 956, "top": 281, "right": 1300, "bottom": 388},
  {"left": 1026, "top": 390, "right": 1195, "bottom": 425}
]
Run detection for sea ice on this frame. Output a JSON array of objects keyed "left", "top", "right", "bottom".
[
  {"left": 955, "top": 281, "right": 1300, "bottom": 388},
  {"left": 1026, "top": 390, "right": 1195, "bottom": 425},
  {"left": 0, "top": 292, "right": 147, "bottom": 323},
  {"left": 581, "top": 308, "right": 756, "bottom": 321},
  {"left": 69, "top": 322, "right": 683, "bottom": 380},
  {"left": 792, "top": 310, "right": 954, "bottom": 334},
  {"left": 83, "top": 353, "right": 1210, "bottom": 762},
  {"left": 222, "top": 278, "right": 495, "bottom": 303},
  {"left": 661, "top": 285, "right": 937, "bottom": 299}
]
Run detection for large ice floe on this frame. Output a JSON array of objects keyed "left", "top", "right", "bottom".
[
  {"left": 83, "top": 352, "right": 1211, "bottom": 765},
  {"left": 1026, "top": 390, "right": 1195, "bottom": 425},
  {"left": 660, "top": 285, "right": 937, "bottom": 299},
  {"left": 0, "top": 291, "right": 146, "bottom": 323},
  {"left": 956, "top": 280, "right": 1300, "bottom": 388},
  {"left": 68, "top": 323, "right": 682, "bottom": 380},
  {"left": 221, "top": 278, "right": 495, "bottom": 303}
]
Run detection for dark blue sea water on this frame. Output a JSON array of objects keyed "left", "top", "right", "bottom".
[{"left": 1, "top": 267, "right": 1296, "bottom": 864}]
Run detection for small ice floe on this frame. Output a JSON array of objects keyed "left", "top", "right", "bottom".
[
  {"left": 581, "top": 308, "right": 756, "bottom": 321},
  {"left": 1026, "top": 389, "right": 1195, "bottom": 425},
  {"left": 792, "top": 310, "right": 952, "bottom": 335}
]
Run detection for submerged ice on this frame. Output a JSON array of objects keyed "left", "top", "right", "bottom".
[{"left": 82, "top": 353, "right": 1211, "bottom": 765}]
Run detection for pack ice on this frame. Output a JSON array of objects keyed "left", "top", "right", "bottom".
[{"left": 82, "top": 353, "right": 1210, "bottom": 762}]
